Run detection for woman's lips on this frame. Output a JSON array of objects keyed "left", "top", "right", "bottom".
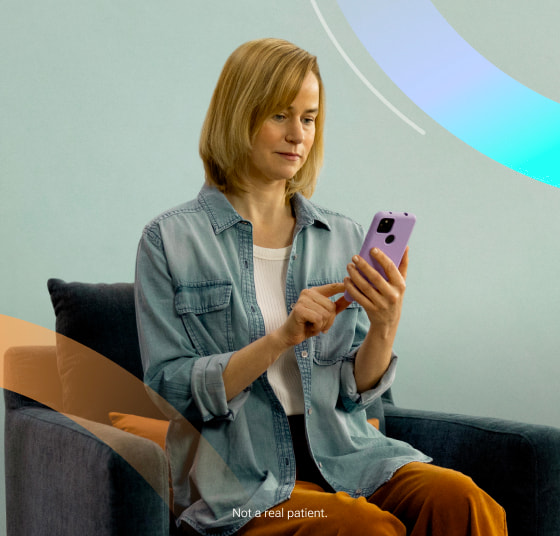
[{"left": 277, "top": 152, "right": 301, "bottom": 161}]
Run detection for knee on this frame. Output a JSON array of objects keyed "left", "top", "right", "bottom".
[
  {"left": 423, "top": 468, "right": 505, "bottom": 519},
  {"left": 433, "top": 469, "right": 477, "bottom": 501}
]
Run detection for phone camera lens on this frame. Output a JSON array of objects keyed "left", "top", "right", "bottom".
[
  {"left": 377, "top": 218, "right": 395, "bottom": 233},
  {"left": 385, "top": 235, "right": 395, "bottom": 244}
]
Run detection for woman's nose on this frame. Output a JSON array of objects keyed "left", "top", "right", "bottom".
[{"left": 286, "top": 120, "right": 303, "bottom": 144}]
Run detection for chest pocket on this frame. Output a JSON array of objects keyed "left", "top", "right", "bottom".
[
  {"left": 307, "top": 278, "right": 362, "bottom": 365},
  {"left": 174, "top": 281, "right": 233, "bottom": 356}
]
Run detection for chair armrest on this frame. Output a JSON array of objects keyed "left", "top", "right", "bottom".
[
  {"left": 3, "top": 345, "right": 61, "bottom": 410},
  {"left": 383, "top": 403, "right": 560, "bottom": 536},
  {"left": 5, "top": 405, "right": 170, "bottom": 536}
]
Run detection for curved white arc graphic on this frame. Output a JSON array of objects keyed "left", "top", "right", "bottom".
[{"left": 310, "top": 0, "right": 426, "bottom": 135}]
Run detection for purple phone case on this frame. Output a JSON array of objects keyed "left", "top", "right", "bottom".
[{"left": 344, "top": 211, "right": 416, "bottom": 302}]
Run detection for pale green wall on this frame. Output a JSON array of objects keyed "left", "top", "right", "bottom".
[{"left": 2, "top": 1, "right": 560, "bottom": 532}]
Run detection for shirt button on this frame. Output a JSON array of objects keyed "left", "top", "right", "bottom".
[
  {"left": 356, "top": 488, "right": 362, "bottom": 495},
  {"left": 301, "top": 351, "right": 308, "bottom": 358},
  {"left": 307, "top": 408, "right": 313, "bottom": 415},
  {"left": 318, "top": 462, "right": 322, "bottom": 468},
  {"left": 290, "top": 303, "right": 296, "bottom": 310}
]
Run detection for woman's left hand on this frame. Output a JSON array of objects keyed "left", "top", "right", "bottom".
[{"left": 343, "top": 247, "right": 408, "bottom": 339}]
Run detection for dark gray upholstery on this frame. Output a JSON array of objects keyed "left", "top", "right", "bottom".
[
  {"left": 4, "top": 280, "right": 560, "bottom": 535},
  {"left": 5, "top": 404, "right": 170, "bottom": 536}
]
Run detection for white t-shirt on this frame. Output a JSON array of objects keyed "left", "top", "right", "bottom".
[{"left": 253, "top": 244, "right": 304, "bottom": 416}]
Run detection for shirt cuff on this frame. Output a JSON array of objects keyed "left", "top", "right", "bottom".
[
  {"left": 340, "top": 354, "right": 398, "bottom": 412},
  {"left": 190, "top": 352, "right": 250, "bottom": 422}
]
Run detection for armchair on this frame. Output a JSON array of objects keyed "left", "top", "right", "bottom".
[{"left": 4, "top": 279, "right": 560, "bottom": 535}]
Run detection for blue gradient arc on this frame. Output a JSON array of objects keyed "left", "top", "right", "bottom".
[{"left": 337, "top": 0, "right": 560, "bottom": 187}]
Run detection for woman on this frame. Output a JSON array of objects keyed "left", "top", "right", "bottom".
[{"left": 135, "top": 38, "right": 507, "bottom": 536}]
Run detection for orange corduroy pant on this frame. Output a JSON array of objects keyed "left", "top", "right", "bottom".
[{"left": 235, "top": 462, "right": 508, "bottom": 536}]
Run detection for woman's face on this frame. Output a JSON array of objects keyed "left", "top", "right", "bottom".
[{"left": 246, "top": 72, "right": 319, "bottom": 188}]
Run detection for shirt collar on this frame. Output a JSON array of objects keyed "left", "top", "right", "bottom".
[{"left": 199, "top": 184, "right": 331, "bottom": 234}]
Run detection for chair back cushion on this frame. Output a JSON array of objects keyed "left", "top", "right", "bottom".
[{"left": 47, "top": 279, "right": 164, "bottom": 424}]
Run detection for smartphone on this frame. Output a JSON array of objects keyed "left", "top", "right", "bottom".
[{"left": 344, "top": 211, "right": 416, "bottom": 302}]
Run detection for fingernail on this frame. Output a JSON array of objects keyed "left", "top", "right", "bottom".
[
  {"left": 371, "top": 248, "right": 379, "bottom": 255},
  {"left": 352, "top": 255, "right": 359, "bottom": 264}
]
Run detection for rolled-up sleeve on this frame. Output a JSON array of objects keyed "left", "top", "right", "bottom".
[
  {"left": 190, "top": 353, "right": 250, "bottom": 422},
  {"left": 339, "top": 353, "right": 398, "bottom": 412}
]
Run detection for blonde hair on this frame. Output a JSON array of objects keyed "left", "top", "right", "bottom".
[{"left": 199, "top": 38, "right": 325, "bottom": 199}]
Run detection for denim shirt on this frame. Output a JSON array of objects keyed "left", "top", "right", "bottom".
[{"left": 135, "top": 185, "right": 430, "bottom": 535}]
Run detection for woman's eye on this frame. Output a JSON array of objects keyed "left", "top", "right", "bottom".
[
  {"left": 303, "top": 117, "right": 315, "bottom": 125},
  {"left": 273, "top": 114, "right": 286, "bottom": 121}
]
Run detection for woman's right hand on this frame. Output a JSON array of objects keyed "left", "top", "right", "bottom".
[
  {"left": 224, "top": 282, "right": 347, "bottom": 401},
  {"left": 275, "top": 282, "right": 347, "bottom": 348}
]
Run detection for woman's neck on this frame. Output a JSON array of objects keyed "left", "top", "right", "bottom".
[{"left": 225, "top": 184, "right": 296, "bottom": 248}]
